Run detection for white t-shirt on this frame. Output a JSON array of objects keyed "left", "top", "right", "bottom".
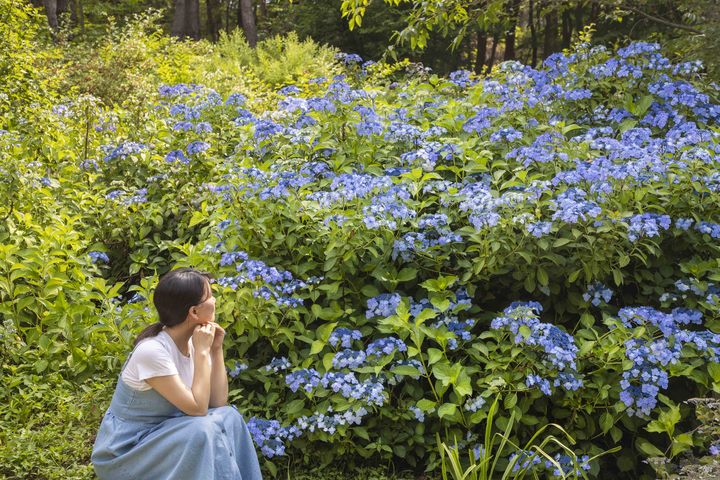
[{"left": 121, "top": 329, "right": 194, "bottom": 391}]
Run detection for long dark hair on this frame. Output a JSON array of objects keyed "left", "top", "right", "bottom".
[{"left": 133, "top": 267, "right": 213, "bottom": 347}]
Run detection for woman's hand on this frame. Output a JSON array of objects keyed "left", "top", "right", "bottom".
[
  {"left": 209, "top": 321, "right": 225, "bottom": 353},
  {"left": 191, "top": 323, "right": 216, "bottom": 355}
]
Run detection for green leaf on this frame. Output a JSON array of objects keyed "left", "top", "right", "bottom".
[
  {"left": 537, "top": 267, "right": 549, "bottom": 286},
  {"left": 417, "top": 399, "right": 436, "bottom": 411},
  {"left": 354, "top": 426, "right": 370, "bottom": 441},
  {"left": 34, "top": 359, "right": 48, "bottom": 373},
  {"left": 553, "top": 238, "right": 572, "bottom": 248},
  {"left": 437, "top": 402, "right": 457, "bottom": 419},
  {"left": 360, "top": 285, "right": 379, "bottom": 297},
  {"left": 284, "top": 399, "right": 305, "bottom": 415},
  {"left": 322, "top": 352, "right": 335, "bottom": 372},
  {"left": 600, "top": 412, "right": 613, "bottom": 434},
  {"left": 708, "top": 363, "right": 720, "bottom": 383},
  {"left": 428, "top": 348, "right": 443, "bottom": 365},
  {"left": 671, "top": 433, "right": 693, "bottom": 457},
  {"left": 310, "top": 340, "right": 325, "bottom": 355},
  {"left": 397, "top": 268, "right": 417, "bottom": 282},
  {"left": 519, "top": 325, "right": 532, "bottom": 339},
  {"left": 635, "top": 437, "right": 664, "bottom": 457},
  {"left": 391, "top": 365, "right": 422, "bottom": 377}
]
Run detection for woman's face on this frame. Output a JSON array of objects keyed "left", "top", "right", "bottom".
[{"left": 191, "top": 280, "right": 216, "bottom": 325}]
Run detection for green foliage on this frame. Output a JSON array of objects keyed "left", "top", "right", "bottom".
[
  {"left": 56, "top": 9, "right": 199, "bottom": 108},
  {"left": 196, "top": 30, "right": 342, "bottom": 90},
  {"left": 0, "top": 0, "right": 59, "bottom": 126},
  {"left": 0, "top": 375, "right": 112, "bottom": 480}
]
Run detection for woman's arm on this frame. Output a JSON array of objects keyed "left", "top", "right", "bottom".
[
  {"left": 145, "top": 350, "right": 212, "bottom": 416},
  {"left": 209, "top": 348, "right": 229, "bottom": 407},
  {"left": 145, "top": 323, "right": 216, "bottom": 416}
]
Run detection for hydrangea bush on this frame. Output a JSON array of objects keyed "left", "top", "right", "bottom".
[{"left": 3, "top": 41, "right": 720, "bottom": 478}]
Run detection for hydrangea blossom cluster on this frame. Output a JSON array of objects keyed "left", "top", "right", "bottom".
[
  {"left": 492, "top": 302, "right": 580, "bottom": 395},
  {"left": 510, "top": 450, "right": 591, "bottom": 477},
  {"left": 551, "top": 188, "right": 602, "bottom": 223},
  {"left": 616, "top": 306, "right": 720, "bottom": 416},
  {"left": 296, "top": 406, "right": 368, "bottom": 435},
  {"left": 228, "top": 361, "right": 248, "bottom": 378},
  {"left": 328, "top": 328, "right": 363, "bottom": 348},
  {"left": 583, "top": 282, "right": 613, "bottom": 306},
  {"left": 393, "top": 213, "right": 462, "bottom": 261},
  {"left": 366, "top": 293, "right": 401, "bottom": 319},
  {"left": 265, "top": 356, "right": 292, "bottom": 373},
  {"left": 101, "top": 141, "right": 150, "bottom": 162},
  {"left": 216, "top": 252, "right": 312, "bottom": 307},
  {"left": 332, "top": 349, "right": 366, "bottom": 369},
  {"left": 491, "top": 302, "right": 578, "bottom": 371},
  {"left": 365, "top": 336, "right": 407, "bottom": 358},
  {"left": 319, "top": 372, "right": 386, "bottom": 406},
  {"left": 88, "top": 251, "right": 109, "bottom": 264},
  {"left": 247, "top": 417, "right": 301, "bottom": 458},
  {"left": 105, "top": 188, "right": 148, "bottom": 205},
  {"left": 464, "top": 395, "right": 486, "bottom": 413},
  {"left": 285, "top": 368, "right": 322, "bottom": 393},
  {"left": 409, "top": 406, "right": 425, "bottom": 422},
  {"left": 626, "top": 213, "right": 671, "bottom": 242}
]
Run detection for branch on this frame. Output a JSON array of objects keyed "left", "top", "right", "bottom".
[{"left": 622, "top": 4, "right": 703, "bottom": 35}]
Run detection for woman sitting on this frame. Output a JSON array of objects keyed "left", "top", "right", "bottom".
[{"left": 91, "top": 267, "right": 263, "bottom": 479}]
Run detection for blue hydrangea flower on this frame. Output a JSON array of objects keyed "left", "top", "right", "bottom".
[
  {"left": 89, "top": 251, "right": 109, "bottom": 264},
  {"left": 328, "top": 328, "right": 363, "bottom": 348},
  {"left": 583, "top": 282, "right": 613, "bottom": 306},
  {"left": 332, "top": 349, "right": 367, "bottom": 369},
  {"left": 186, "top": 141, "right": 210, "bottom": 155},
  {"left": 366, "top": 293, "right": 401, "bottom": 319},
  {"left": 285, "top": 368, "right": 321, "bottom": 393},
  {"left": 365, "top": 336, "right": 407, "bottom": 357}
]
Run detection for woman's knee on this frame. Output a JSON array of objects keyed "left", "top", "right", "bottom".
[
  {"left": 211, "top": 405, "right": 244, "bottom": 421},
  {"left": 190, "top": 415, "right": 219, "bottom": 441}
]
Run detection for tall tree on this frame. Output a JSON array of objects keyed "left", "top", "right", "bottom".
[
  {"left": 171, "top": 0, "right": 200, "bottom": 40},
  {"left": 543, "top": 4, "right": 559, "bottom": 57},
  {"left": 206, "top": 0, "right": 221, "bottom": 41},
  {"left": 529, "top": 0, "right": 538, "bottom": 66},
  {"left": 503, "top": 0, "right": 521, "bottom": 60},
  {"left": 238, "top": 0, "right": 257, "bottom": 47},
  {"left": 41, "top": 0, "right": 67, "bottom": 34},
  {"left": 475, "top": 31, "right": 488, "bottom": 73}
]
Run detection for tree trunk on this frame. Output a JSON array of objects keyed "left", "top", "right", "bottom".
[
  {"left": 239, "top": 0, "right": 257, "bottom": 47},
  {"left": 225, "top": 0, "right": 230, "bottom": 33},
  {"left": 503, "top": 0, "right": 521, "bottom": 61},
  {"left": 172, "top": 0, "right": 200, "bottom": 40},
  {"left": 487, "top": 35, "right": 499, "bottom": 71},
  {"left": 475, "top": 31, "right": 487, "bottom": 74},
  {"left": 561, "top": 9, "right": 572, "bottom": 49},
  {"left": 575, "top": 1, "right": 584, "bottom": 33},
  {"left": 589, "top": 2, "right": 600, "bottom": 24},
  {"left": 529, "top": 0, "right": 538, "bottom": 67},
  {"left": 207, "top": 0, "right": 220, "bottom": 41},
  {"left": 43, "top": 0, "right": 61, "bottom": 32},
  {"left": 543, "top": 6, "right": 559, "bottom": 58},
  {"left": 171, "top": 0, "right": 187, "bottom": 38},
  {"left": 186, "top": 0, "right": 200, "bottom": 40}
]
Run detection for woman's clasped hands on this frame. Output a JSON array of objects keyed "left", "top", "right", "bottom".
[{"left": 191, "top": 322, "right": 226, "bottom": 355}]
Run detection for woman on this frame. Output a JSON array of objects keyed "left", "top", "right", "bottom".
[{"left": 91, "top": 267, "right": 263, "bottom": 479}]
